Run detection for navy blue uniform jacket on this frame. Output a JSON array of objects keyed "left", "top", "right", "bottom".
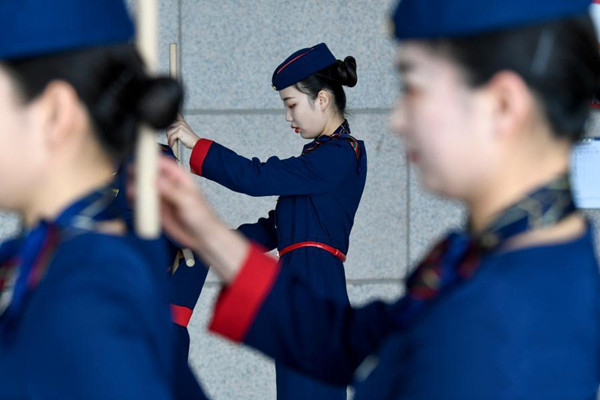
[
  {"left": 190, "top": 130, "right": 367, "bottom": 303},
  {"left": 189, "top": 125, "right": 367, "bottom": 399},
  {"left": 0, "top": 207, "right": 176, "bottom": 399},
  {"left": 209, "top": 226, "right": 600, "bottom": 399}
]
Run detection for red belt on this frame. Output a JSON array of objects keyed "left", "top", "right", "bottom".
[
  {"left": 279, "top": 241, "right": 346, "bottom": 262},
  {"left": 171, "top": 304, "right": 193, "bottom": 327}
]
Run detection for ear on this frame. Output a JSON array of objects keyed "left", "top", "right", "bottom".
[
  {"left": 33, "top": 80, "right": 83, "bottom": 148},
  {"left": 483, "top": 71, "right": 534, "bottom": 140},
  {"left": 316, "top": 90, "right": 331, "bottom": 112}
]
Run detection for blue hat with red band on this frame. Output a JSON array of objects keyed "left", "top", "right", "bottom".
[
  {"left": 271, "top": 43, "right": 336, "bottom": 91},
  {"left": 390, "top": 0, "right": 591, "bottom": 40},
  {"left": 0, "top": 0, "right": 134, "bottom": 61}
]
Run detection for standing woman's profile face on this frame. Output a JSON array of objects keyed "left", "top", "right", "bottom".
[
  {"left": 389, "top": 42, "right": 498, "bottom": 200},
  {"left": 279, "top": 85, "right": 328, "bottom": 140},
  {"left": 0, "top": 66, "right": 48, "bottom": 212}
]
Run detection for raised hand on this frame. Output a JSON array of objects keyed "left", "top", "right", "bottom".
[
  {"left": 154, "top": 156, "right": 249, "bottom": 282},
  {"left": 166, "top": 114, "right": 201, "bottom": 150}
]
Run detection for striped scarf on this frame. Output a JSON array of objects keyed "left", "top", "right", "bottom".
[
  {"left": 302, "top": 119, "right": 361, "bottom": 160},
  {"left": 398, "top": 173, "right": 576, "bottom": 327},
  {"left": 0, "top": 187, "right": 118, "bottom": 329}
]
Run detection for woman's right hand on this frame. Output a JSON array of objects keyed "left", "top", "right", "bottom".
[
  {"left": 166, "top": 114, "right": 201, "bottom": 149},
  {"left": 154, "top": 156, "right": 249, "bottom": 282}
]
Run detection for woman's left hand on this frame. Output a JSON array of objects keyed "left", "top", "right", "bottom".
[
  {"left": 155, "top": 155, "right": 217, "bottom": 249},
  {"left": 154, "top": 156, "right": 249, "bottom": 282}
]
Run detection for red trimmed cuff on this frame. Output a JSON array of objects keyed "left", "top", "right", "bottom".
[
  {"left": 171, "top": 304, "right": 193, "bottom": 327},
  {"left": 189, "top": 139, "right": 214, "bottom": 176},
  {"left": 208, "top": 243, "right": 280, "bottom": 342}
]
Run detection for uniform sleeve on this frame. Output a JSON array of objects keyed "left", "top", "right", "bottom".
[
  {"left": 190, "top": 139, "right": 358, "bottom": 196},
  {"left": 209, "top": 243, "right": 400, "bottom": 385},
  {"left": 236, "top": 210, "right": 278, "bottom": 251},
  {"left": 28, "top": 245, "right": 174, "bottom": 400}
]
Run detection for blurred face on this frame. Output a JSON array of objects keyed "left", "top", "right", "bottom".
[
  {"left": 0, "top": 66, "right": 48, "bottom": 211},
  {"left": 279, "top": 85, "right": 327, "bottom": 140},
  {"left": 389, "top": 42, "right": 497, "bottom": 199}
]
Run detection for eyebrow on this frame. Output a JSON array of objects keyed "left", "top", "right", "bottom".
[{"left": 282, "top": 97, "right": 295, "bottom": 102}]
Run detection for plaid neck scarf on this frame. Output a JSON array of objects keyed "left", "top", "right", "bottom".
[
  {"left": 302, "top": 120, "right": 361, "bottom": 160},
  {"left": 398, "top": 173, "right": 576, "bottom": 328},
  {"left": 0, "top": 186, "right": 119, "bottom": 329}
]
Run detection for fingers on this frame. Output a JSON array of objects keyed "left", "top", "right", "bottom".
[
  {"left": 156, "top": 157, "right": 203, "bottom": 217},
  {"left": 128, "top": 156, "right": 196, "bottom": 202},
  {"left": 168, "top": 117, "right": 188, "bottom": 131},
  {"left": 156, "top": 156, "right": 215, "bottom": 248},
  {"left": 166, "top": 119, "right": 199, "bottom": 149},
  {"left": 158, "top": 156, "right": 215, "bottom": 211},
  {"left": 126, "top": 158, "right": 186, "bottom": 204},
  {"left": 166, "top": 119, "right": 183, "bottom": 147},
  {"left": 166, "top": 126, "right": 188, "bottom": 148},
  {"left": 156, "top": 171, "right": 186, "bottom": 205},
  {"left": 127, "top": 155, "right": 215, "bottom": 250},
  {"left": 159, "top": 202, "right": 196, "bottom": 249},
  {"left": 166, "top": 129, "right": 179, "bottom": 148},
  {"left": 166, "top": 122, "right": 186, "bottom": 147}
]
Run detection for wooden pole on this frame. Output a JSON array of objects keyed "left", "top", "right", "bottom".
[
  {"left": 169, "top": 42, "right": 195, "bottom": 269},
  {"left": 168, "top": 43, "right": 182, "bottom": 160},
  {"left": 134, "top": 0, "right": 160, "bottom": 239},
  {"left": 169, "top": 43, "right": 178, "bottom": 77}
]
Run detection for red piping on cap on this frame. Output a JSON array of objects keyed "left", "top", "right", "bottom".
[{"left": 276, "top": 47, "right": 315, "bottom": 75}]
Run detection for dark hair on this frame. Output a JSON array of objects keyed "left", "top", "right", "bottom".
[
  {"left": 2, "top": 43, "right": 183, "bottom": 162},
  {"left": 295, "top": 56, "right": 357, "bottom": 116},
  {"left": 429, "top": 14, "right": 600, "bottom": 143}
]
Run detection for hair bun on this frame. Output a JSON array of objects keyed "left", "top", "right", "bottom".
[
  {"left": 136, "top": 77, "right": 183, "bottom": 129},
  {"left": 335, "top": 56, "right": 357, "bottom": 87}
]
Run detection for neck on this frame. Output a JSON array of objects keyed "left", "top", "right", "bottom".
[
  {"left": 468, "top": 139, "right": 570, "bottom": 233},
  {"left": 319, "top": 114, "right": 345, "bottom": 137},
  {"left": 21, "top": 150, "right": 115, "bottom": 228}
]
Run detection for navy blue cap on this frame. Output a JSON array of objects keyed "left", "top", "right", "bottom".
[
  {"left": 391, "top": 0, "right": 591, "bottom": 40},
  {"left": 0, "top": 0, "right": 134, "bottom": 61},
  {"left": 271, "top": 43, "right": 336, "bottom": 91}
]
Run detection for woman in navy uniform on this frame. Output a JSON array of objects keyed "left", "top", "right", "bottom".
[
  {"left": 154, "top": 0, "right": 600, "bottom": 398},
  {"left": 167, "top": 43, "right": 366, "bottom": 399},
  {"left": 0, "top": 1, "right": 205, "bottom": 398}
]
